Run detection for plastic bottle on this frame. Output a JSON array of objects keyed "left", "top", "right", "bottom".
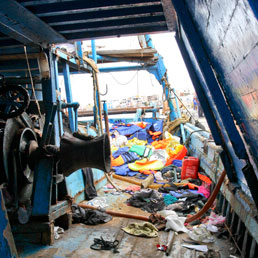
[{"left": 181, "top": 156, "right": 199, "bottom": 179}]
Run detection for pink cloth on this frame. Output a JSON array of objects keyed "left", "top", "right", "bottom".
[
  {"left": 125, "top": 185, "right": 141, "bottom": 192},
  {"left": 197, "top": 185, "right": 210, "bottom": 199}
]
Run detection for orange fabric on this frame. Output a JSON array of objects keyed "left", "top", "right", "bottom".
[
  {"left": 167, "top": 145, "right": 184, "bottom": 157},
  {"left": 184, "top": 183, "right": 199, "bottom": 190},
  {"left": 149, "top": 131, "right": 162, "bottom": 140},
  {"left": 165, "top": 146, "right": 188, "bottom": 166},
  {"left": 198, "top": 173, "right": 212, "bottom": 185},
  {"left": 151, "top": 139, "right": 170, "bottom": 149},
  {"left": 111, "top": 155, "right": 124, "bottom": 167},
  {"left": 139, "top": 169, "right": 157, "bottom": 175},
  {"left": 149, "top": 131, "right": 162, "bottom": 136},
  {"left": 136, "top": 122, "right": 147, "bottom": 129}
]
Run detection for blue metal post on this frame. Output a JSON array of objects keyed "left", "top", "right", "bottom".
[
  {"left": 0, "top": 188, "right": 18, "bottom": 258},
  {"left": 145, "top": 34, "right": 178, "bottom": 121},
  {"left": 99, "top": 65, "right": 146, "bottom": 73},
  {"left": 75, "top": 41, "right": 83, "bottom": 65},
  {"left": 91, "top": 39, "right": 102, "bottom": 134},
  {"left": 148, "top": 67, "right": 177, "bottom": 121},
  {"left": 41, "top": 51, "right": 60, "bottom": 145},
  {"left": 91, "top": 40, "right": 99, "bottom": 128},
  {"left": 91, "top": 40, "right": 97, "bottom": 63},
  {"left": 54, "top": 56, "right": 64, "bottom": 136},
  {"left": 173, "top": 88, "right": 186, "bottom": 143},
  {"left": 145, "top": 34, "right": 155, "bottom": 48},
  {"left": 32, "top": 50, "right": 59, "bottom": 216},
  {"left": 62, "top": 62, "right": 75, "bottom": 132},
  {"left": 32, "top": 158, "right": 54, "bottom": 216},
  {"left": 61, "top": 61, "right": 85, "bottom": 203}
]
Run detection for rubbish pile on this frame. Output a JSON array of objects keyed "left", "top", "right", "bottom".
[
  {"left": 107, "top": 120, "right": 227, "bottom": 255},
  {"left": 109, "top": 120, "right": 211, "bottom": 216},
  {"left": 70, "top": 120, "right": 229, "bottom": 256}
]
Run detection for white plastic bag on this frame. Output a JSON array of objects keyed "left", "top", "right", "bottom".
[
  {"left": 111, "top": 130, "right": 127, "bottom": 147},
  {"left": 86, "top": 196, "right": 108, "bottom": 209}
]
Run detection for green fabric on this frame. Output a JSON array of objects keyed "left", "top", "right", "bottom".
[
  {"left": 164, "top": 195, "right": 178, "bottom": 206},
  {"left": 122, "top": 222, "right": 158, "bottom": 238},
  {"left": 129, "top": 145, "right": 152, "bottom": 157}
]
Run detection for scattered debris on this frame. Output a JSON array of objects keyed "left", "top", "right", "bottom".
[
  {"left": 54, "top": 226, "right": 64, "bottom": 240},
  {"left": 188, "top": 224, "right": 215, "bottom": 243},
  {"left": 182, "top": 244, "right": 208, "bottom": 252},
  {"left": 122, "top": 222, "right": 158, "bottom": 237},
  {"left": 90, "top": 237, "right": 119, "bottom": 251},
  {"left": 72, "top": 204, "right": 112, "bottom": 225}
]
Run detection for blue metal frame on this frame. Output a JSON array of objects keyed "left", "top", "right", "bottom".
[
  {"left": 62, "top": 62, "right": 76, "bottom": 132},
  {"left": 41, "top": 51, "right": 60, "bottom": 145},
  {"left": 98, "top": 35, "right": 178, "bottom": 122},
  {"left": 91, "top": 39, "right": 103, "bottom": 134},
  {"left": 172, "top": 0, "right": 258, "bottom": 209},
  {"left": 52, "top": 47, "right": 92, "bottom": 72},
  {"left": 60, "top": 59, "right": 86, "bottom": 203},
  {"left": 171, "top": 0, "right": 247, "bottom": 160},
  {"left": 172, "top": 88, "right": 186, "bottom": 143},
  {"left": 75, "top": 41, "right": 83, "bottom": 66},
  {"left": 54, "top": 55, "right": 64, "bottom": 137},
  {"left": 32, "top": 158, "right": 54, "bottom": 216},
  {"left": 60, "top": 101, "right": 80, "bottom": 132},
  {"left": 0, "top": 188, "right": 18, "bottom": 258}
]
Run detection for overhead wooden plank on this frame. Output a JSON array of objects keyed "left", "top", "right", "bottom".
[
  {"left": 97, "top": 49, "right": 157, "bottom": 58},
  {"left": 24, "top": 0, "right": 161, "bottom": 17},
  {"left": 64, "top": 24, "right": 169, "bottom": 41},
  {"left": 18, "top": 0, "right": 77, "bottom": 6},
  {"left": 0, "top": 0, "right": 66, "bottom": 47},
  {"left": 60, "top": 21, "right": 167, "bottom": 34},
  {"left": 0, "top": 38, "right": 23, "bottom": 48},
  {"left": 53, "top": 15, "right": 165, "bottom": 32},
  {"left": 44, "top": 6, "right": 163, "bottom": 26}
]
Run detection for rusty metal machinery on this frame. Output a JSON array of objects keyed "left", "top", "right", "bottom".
[{"left": 0, "top": 75, "right": 30, "bottom": 120}]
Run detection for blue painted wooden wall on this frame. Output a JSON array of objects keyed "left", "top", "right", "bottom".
[{"left": 184, "top": 0, "right": 258, "bottom": 169}]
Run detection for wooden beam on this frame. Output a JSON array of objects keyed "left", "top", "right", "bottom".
[
  {"left": 0, "top": 0, "right": 66, "bottom": 46},
  {"left": 161, "top": 0, "right": 177, "bottom": 31}
]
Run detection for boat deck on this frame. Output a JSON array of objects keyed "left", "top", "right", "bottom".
[{"left": 17, "top": 178, "right": 235, "bottom": 258}]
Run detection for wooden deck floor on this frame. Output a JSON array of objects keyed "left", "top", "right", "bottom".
[{"left": 18, "top": 178, "right": 236, "bottom": 258}]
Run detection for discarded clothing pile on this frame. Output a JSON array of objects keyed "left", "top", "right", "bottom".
[
  {"left": 149, "top": 213, "right": 166, "bottom": 230},
  {"left": 72, "top": 204, "right": 112, "bottom": 225},
  {"left": 127, "top": 189, "right": 165, "bottom": 213},
  {"left": 109, "top": 120, "right": 214, "bottom": 228},
  {"left": 110, "top": 121, "right": 188, "bottom": 177},
  {"left": 158, "top": 181, "right": 208, "bottom": 215}
]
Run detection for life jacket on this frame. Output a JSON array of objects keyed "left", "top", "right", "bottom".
[
  {"left": 151, "top": 139, "right": 170, "bottom": 149},
  {"left": 129, "top": 145, "right": 152, "bottom": 158},
  {"left": 136, "top": 122, "right": 147, "bottom": 129},
  {"left": 165, "top": 146, "right": 188, "bottom": 166},
  {"left": 198, "top": 173, "right": 212, "bottom": 185},
  {"left": 128, "top": 158, "right": 164, "bottom": 171},
  {"left": 149, "top": 130, "right": 162, "bottom": 140}
]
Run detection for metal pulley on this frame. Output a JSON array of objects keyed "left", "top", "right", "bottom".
[{"left": 0, "top": 74, "right": 30, "bottom": 119}]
